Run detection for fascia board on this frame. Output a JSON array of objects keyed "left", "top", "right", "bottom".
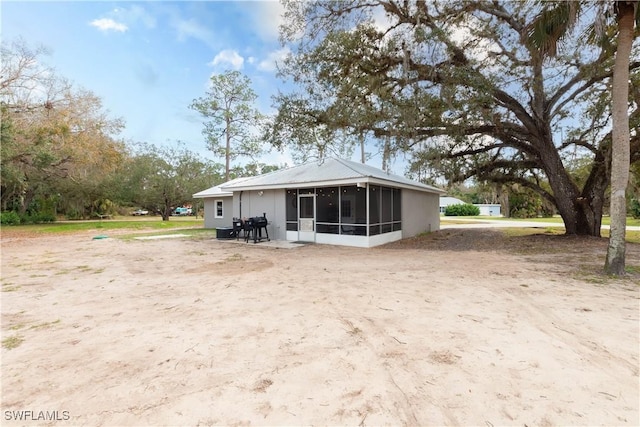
[{"left": 223, "top": 177, "right": 444, "bottom": 194}]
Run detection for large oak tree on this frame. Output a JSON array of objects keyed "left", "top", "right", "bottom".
[
  {"left": 274, "top": 0, "right": 639, "bottom": 236},
  {"left": 527, "top": 0, "right": 638, "bottom": 275}
]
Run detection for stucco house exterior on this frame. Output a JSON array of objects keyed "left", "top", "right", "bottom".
[
  {"left": 192, "top": 177, "right": 251, "bottom": 229},
  {"left": 194, "top": 157, "right": 445, "bottom": 247}
]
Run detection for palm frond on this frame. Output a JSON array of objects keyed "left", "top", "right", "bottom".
[{"left": 526, "top": 1, "right": 581, "bottom": 57}]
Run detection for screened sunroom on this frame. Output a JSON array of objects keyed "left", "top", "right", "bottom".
[{"left": 286, "top": 184, "right": 401, "bottom": 233}]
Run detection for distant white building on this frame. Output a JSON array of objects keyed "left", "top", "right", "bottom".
[{"left": 440, "top": 196, "right": 501, "bottom": 216}]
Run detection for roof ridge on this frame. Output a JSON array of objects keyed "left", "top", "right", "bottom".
[
  {"left": 332, "top": 157, "right": 370, "bottom": 177},
  {"left": 334, "top": 156, "right": 400, "bottom": 179}
]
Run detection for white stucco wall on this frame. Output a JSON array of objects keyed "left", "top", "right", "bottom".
[
  {"left": 401, "top": 190, "right": 441, "bottom": 238},
  {"left": 232, "top": 189, "right": 287, "bottom": 241},
  {"left": 202, "top": 196, "right": 233, "bottom": 229}
]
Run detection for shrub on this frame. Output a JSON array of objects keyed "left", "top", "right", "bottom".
[
  {"left": 0, "top": 211, "right": 21, "bottom": 225},
  {"left": 444, "top": 203, "right": 480, "bottom": 216},
  {"left": 631, "top": 199, "right": 640, "bottom": 219},
  {"left": 65, "top": 209, "right": 84, "bottom": 220},
  {"left": 34, "top": 212, "right": 56, "bottom": 223}
]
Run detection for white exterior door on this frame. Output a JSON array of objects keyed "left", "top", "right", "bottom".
[{"left": 298, "top": 194, "right": 315, "bottom": 242}]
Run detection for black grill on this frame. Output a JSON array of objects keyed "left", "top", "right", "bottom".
[
  {"left": 249, "top": 216, "right": 268, "bottom": 228},
  {"left": 242, "top": 213, "right": 270, "bottom": 243}
]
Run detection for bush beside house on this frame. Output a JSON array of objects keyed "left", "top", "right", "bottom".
[{"left": 444, "top": 204, "right": 480, "bottom": 216}]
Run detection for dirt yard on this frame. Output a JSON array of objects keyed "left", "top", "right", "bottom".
[{"left": 1, "top": 228, "right": 639, "bottom": 426}]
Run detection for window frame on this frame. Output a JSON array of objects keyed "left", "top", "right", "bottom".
[{"left": 214, "top": 199, "right": 224, "bottom": 219}]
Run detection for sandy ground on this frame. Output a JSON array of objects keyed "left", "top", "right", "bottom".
[{"left": 1, "top": 229, "right": 639, "bottom": 426}]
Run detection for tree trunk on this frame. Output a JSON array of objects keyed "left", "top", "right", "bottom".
[
  {"left": 538, "top": 145, "right": 608, "bottom": 236},
  {"left": 530, "top": 55, "right": 603, "bottom": 237},
  {"left": 161, "top": 201, "right": 171, "bottom": 221},
  {"left": 20, "top": 186, "right": 37, "bottom": 216},
  {"left": 225, "top": 116, "right": 231, "bottom": 182},
  {"left": 382, "top": 136, "right": 391, "bottom": 172},
  {"left": 498, "top": 184, "right": 510, "bottom": 218},
  {"left": 605, "top": 1, "right": 635, "bottom": 275}
]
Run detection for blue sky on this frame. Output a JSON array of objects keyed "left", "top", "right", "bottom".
[{"left": 2, "top": 0, "right": 295, "bottom": 166}]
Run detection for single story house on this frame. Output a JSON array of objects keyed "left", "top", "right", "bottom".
[
  {"left": 194, "top": 157, "right": 445, "bottom": 248},
  {"left": 439, "top": 196, "right": 502, "bottom": 216},
  {"left": 192, "top": 177, "right": 252, "bottom": 229}
]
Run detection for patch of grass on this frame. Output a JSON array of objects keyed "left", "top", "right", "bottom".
[
  {"left": 9, "top": 323, "right": 26, "bottom": 331},
  {"left": 438, "top": 218, "right": 478, "bottom": 224},
  {"left": 224, "top": 253, "right": 244, "bottom": 262},
  {"left": 441, "top": 215, "right": 640, "bottom": 228},
  {"left": 573, "top": 263, "right": 640, "bottom": 284},
  {"left": 575, "top": 271, "right": 609, "bottom": 285},
  {"left": 501, "top": 226, "right": 639, "bottom": 244},
  {"left": 340, "top": 318, "right": 362, "bottom": 336},
  {"left": 2, "top": 283, "right": 21, "bottom": 292},
  {"left": 52, "top": 265, "right": 102, "bottom": 275},
  {"left": 627, "top": 231, "right": 640, "bottom": 244},
  {"left": 2, "top": 335, "right": 24, "bottom": 349},
  {"left": 600, "top": 229, "right": 640, "bottom": 244},
  {"left": 501, "top": 227, "right": 563, "bottom": 238},
  {"left": 1, "top": 217, "right": 204, "bottom": 236},
  {"left": 119, "top": 228, "right": 216, "bottom": 241},
  {"left": 625, "top": 265, "right": 640, "bottom": 275},
  {"left": 29, "top": 319, "right": 61, "bottom": 330}
]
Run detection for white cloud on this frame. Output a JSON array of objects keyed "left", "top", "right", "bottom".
[
  {"left": 90, "top": 6, "right": 154, "bottom": 35},
  {"left": 257, "top": 47, "right": 290, "bottom": 72},
  {"left": 173, "top": 18, "right": 214, "bottom": 45},
  {"left": 209, "top": 50, "right": 244, "bottom": 70},
  {"left": 90, "top": 18, "right": 128, "bottom": 33},
  {"left": 245, "top": 1, "right": 286, "bottom": 41},
  {"left": 117, "top": 5, "right": 157, "bottom": 30}
]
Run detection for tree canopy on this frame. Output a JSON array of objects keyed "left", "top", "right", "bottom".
[
  {"left": 0, "top": 39, "right": 238, "bottom": 222},
  {"left": 117, "top": 142, "right": 222, "bottom": 221},
  {"left": 190, "top": 70, "right": 265, "bottom": 181},
  {"left": 273, "top": 0, "right": 639, "bottom": 236},
  {"left": 1, "top": 38, "right": 126, "bottom": 218}
]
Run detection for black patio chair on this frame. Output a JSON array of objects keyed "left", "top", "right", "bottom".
[{"left": 232, "top": 219, "right": 244, "bottom": 240}]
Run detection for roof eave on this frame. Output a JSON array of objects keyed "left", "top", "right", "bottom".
[
  {"left": 192, "top": 191, "right": 233, "bottom": 198},
  {"left": 223, "top": 176, "right": 444, "bottom": 194}
]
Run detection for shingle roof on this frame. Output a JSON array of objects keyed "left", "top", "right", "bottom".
[{"left": 220, "top": 157, "right": 444, "bottom": 194}]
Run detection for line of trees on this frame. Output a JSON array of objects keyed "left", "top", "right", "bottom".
[{"left": 0, "top": 39, "right": 271, "bottom": 222}]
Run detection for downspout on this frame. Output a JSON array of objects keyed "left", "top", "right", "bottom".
[{"left": 239, "top": 191, "right": 243, "bottom": 219}]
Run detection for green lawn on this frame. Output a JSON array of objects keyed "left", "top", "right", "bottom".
[
  {"left": 1, "top": 216, "right": 205, "bottom": 235},
  {"left": 3, "top": 215, "right": 638, "bottom": 244},
  {"left": 441, "top": 215, "right": 640, "bottom": 227}
]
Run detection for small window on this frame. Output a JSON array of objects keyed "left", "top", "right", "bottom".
[{"left": 215, "top": 200, "right": 224, "bottom": 218}]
